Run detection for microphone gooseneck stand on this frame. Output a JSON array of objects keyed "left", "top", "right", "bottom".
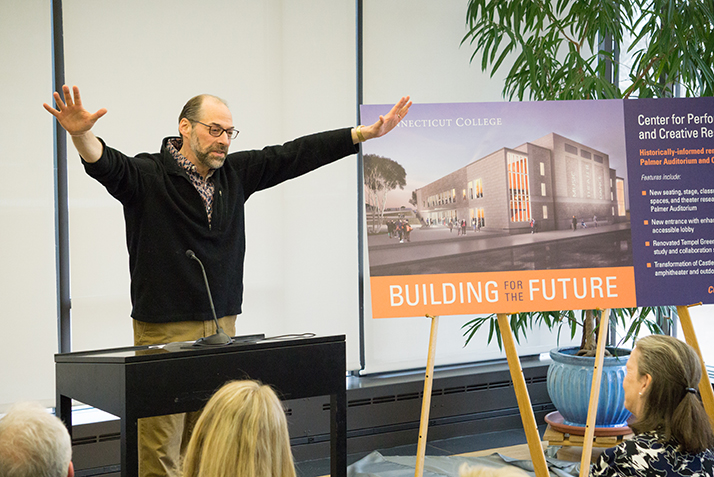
[{"left": 185, "top": 250, "right": 233, "bottom": 346}]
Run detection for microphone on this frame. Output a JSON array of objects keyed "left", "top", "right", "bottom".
[{"left": 185, "top": 250, "right": 233, "bottom": 346}]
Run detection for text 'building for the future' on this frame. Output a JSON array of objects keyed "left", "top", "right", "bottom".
[{"left": 415, "top": 133, "right": 628, "bottom": 233}]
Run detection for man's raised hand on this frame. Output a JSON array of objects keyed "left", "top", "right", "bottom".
[
  {"left": 43, "top": 85, "right": 106, "bottom": 162},
  {"left": 369, "top": 96, "right": 412, "bottom": 139},
  {"left": 43, "top": 85, "right": 107, "bottom": 137}
]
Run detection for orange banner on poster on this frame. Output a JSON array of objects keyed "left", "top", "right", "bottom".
[{"left": 370, "top": 267, "right": 636, "bottom": 318}]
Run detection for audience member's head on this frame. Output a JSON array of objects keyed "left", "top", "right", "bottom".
[
  {"left": 459, "top": 463, "right": 530, "bottom": 477},
  {"left": 627, "top": 334, "right": 714, "bottom": 453},
  {"left": 182, "top": 380, "right": 295, "bottom": 477},
  {"left": 0, "top": 402, "right": 73, "bottom": 477}
]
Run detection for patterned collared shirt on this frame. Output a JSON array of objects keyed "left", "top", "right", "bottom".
[
  {"left": 591, "top": 431, "right": 714, "bottom": 477},
  {"left": 167, "top": 138, "right": 216, "bottom": 224}
]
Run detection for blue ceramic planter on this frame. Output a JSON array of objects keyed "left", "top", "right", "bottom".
[{"left": 547, "top": 347, "right": 631, "bottom": 428}]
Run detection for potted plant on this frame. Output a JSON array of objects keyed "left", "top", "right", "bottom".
[
  {"left": 463, "top": 308, "right": 673, "bottom": 427},
  {"left": 458, "top": 0, "right": 710, "bottom": 428}
]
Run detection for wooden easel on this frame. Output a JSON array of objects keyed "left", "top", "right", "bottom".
[
  {"left": 413, "top": 312, "right": 551, "bottom": 477},
  {"left": 495, "top": 310, "right": 611, "bottom": 477},
  {"left": 413, "top": 304, "right": 714, "bottom": 477},
  {"left": 415, "top": 314, "right": 439, "bottom": 477},
  {"left": 497, "top": 313, "right": 551, "bottom": 477},
  {"left": 577, "top": 309, "right": 611, "bottom": 477},
  {"left": 495, "top": 311, "right": 611, "bottom": 477}
]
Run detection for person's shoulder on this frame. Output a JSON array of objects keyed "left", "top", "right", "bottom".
[
  {"left": 136, "top": 137, "right": 180, "bottom": 170},
  {"left": 218, "top": 150, "right": 255, "bottom": 181},
  {"left": 135, "top": 149, "right": 163, "bottom": 162},
  {"left": 99, "top": 139, "right": 163, "bottom": 163},
  {"left": 625, "top": 431, "right": 663, "bottom": 451},
  {"left": 700, "top": 449, "right": 714, "bottom": 476},
  {"left": 700, "top": 448, "right": 714, "bottom": 463},
  {"left": 692, "top": 444, "right": 714, "bottom": 464},
  {"left": 130, "top": 149, "right": 164, "bottom": 174}
]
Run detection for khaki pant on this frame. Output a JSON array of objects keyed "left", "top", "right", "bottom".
[{"left": 133, "top": 316, "right": 237, "bottom": 477}]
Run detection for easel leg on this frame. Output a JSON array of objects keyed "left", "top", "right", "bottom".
[
  {"left": 496, "top": 313, "right": 549, "bottom": 477},
  {"left": 415, "top": 315, "right": 439, "bottom": 477},
  {"left": 677, "top": 305, "right": 714, "bottom": 428},
  {"left": 579, "top": 308, "right": 610, "bottom": 477}
]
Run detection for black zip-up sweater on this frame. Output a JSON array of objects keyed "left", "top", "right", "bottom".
[{"left": 84, "top": 128, "right": 358, "bottom": 323}]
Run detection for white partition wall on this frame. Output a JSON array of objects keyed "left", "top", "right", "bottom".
[{"left": 0, "top": 0, "right": 57, "bottom": 410}]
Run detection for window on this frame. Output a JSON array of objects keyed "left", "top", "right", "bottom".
[
  {"left": 580, "top": 149, "right": 592, "bottom": 159},
  {"left": 473, "top": 178, "right": 483, "bottom": 198},
  {"left": 542, "top": 205, "right": 548, "bottom": 219},
  {"left": 540, "top": 162, "right": 545, "bottom": 176},
  {"left": 541, "top": 183, "right": 547, "bottom": 196},
  {"left": 595, "top": 167, "right": 605, "bottom": 200},
  {"left": 565, "top": 143, "right": 578, "bottom": 154},
  {"left": 507, "top": 152, "right": 531, "bottom": 222},
  {"left": 616, "top": 178, "right": 627, "bottom": 216},
  {"left": 475, "top": 207, "right": 485, "bottom": 227}
]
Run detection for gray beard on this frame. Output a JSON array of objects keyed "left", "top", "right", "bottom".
[
  {"left": 195, "top": 148, "right": 226, "bottom": 171},
  {"left": 190, "top": 133, "right": 227, "bottom": 171}
]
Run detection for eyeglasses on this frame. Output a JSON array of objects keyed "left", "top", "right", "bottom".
[{"left": 192, "top": 121, "right": 240, "bottom": 140}]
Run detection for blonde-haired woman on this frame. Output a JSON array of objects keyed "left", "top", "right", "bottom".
[
  {"left": 182, "top": 380, "right": 296, "bottom": 477},
  {"left": 591, "top": 334, "right": 714, "bottom": 476}
]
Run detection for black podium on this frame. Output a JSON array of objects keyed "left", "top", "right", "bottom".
[{"left": 55, "top": 335, "right": 346, "bottom": 477}]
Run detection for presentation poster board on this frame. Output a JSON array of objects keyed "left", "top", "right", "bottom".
[{"left": 361, "top": 98, "right": 714, "bottom": 318}]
